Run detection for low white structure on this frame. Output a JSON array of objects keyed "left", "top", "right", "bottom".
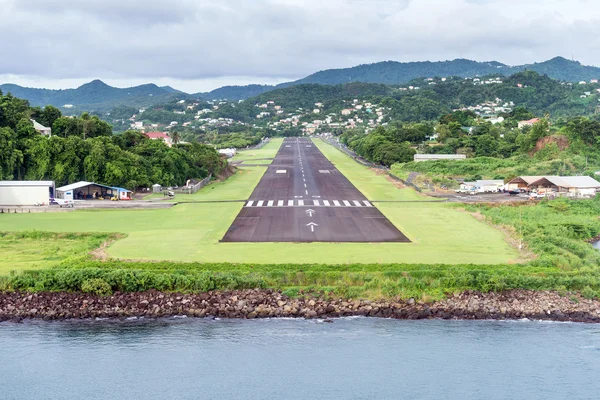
[
  {"left": 218, "top": 148, "right": 237, "bottom": 158},
  {"left": 414, "top": 154, "right": 467, "bottom": 162},
  {"left": 0, "top": 181, "right": 55, "bottom": 206}
]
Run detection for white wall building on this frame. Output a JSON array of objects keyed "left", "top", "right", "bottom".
[{"left": 0, "top": 181, "right": 55, "bottom": 206}]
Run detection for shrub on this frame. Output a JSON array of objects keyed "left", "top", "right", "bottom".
[{"left": 81, "top": 278, "right": 113, "bottom": 296}]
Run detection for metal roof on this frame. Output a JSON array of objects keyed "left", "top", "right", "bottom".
[
  {"left": 56, "top": 181, "right": 115, "bottom": 192},
  {"left": 530, "top": 176, "right": 600, "bottom": 188},
  {"left": 0, "top": 180, "right": 54, "bottom": 187}
]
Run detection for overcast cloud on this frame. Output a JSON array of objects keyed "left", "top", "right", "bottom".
[{"left": 1, "top": 0, "right": 600, "bottom": 92}]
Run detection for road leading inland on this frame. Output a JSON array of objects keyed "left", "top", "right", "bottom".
[{"left": 221, "top": 138, "right": 410, "bottom": 243}]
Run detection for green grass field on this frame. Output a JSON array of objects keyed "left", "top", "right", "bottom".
[
  {"left": 230, "top": 138, "right": 283, "bottom": 162},
  {"left": 313, "top": 140, "right": 433, "bottom": 202},
  {"left": 144, "top": 167, "right": 265, "bottom": 202},
  {"left": 0, "top": 137, "right": 518, "bottom": 267},
  {"left": 0, "top": 232, "right": 110, "bottom": 273}
]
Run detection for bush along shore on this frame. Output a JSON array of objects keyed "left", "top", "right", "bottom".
[{"left": 0, "top": 289, "right": 599, "bottom": 323}]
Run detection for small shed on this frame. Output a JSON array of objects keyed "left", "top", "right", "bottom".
[
  {"left": 0, "top": 181, "right": 55, "bottom": 206},
  {"left": 56, "top": 181, "right": 117, "bottom": 200},
  {"left": 152, "top": 184, "right": 162, "bottom": 194},
  {"left": 112, "top": 187, "right": 133, "bottom": 200},
  {"left": 476, "top": 180, "right": 504, "bottom": 192}
]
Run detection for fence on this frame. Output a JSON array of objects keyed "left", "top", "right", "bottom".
[{"left": 172, "top": 174, "right": 212, "bottom": 195}]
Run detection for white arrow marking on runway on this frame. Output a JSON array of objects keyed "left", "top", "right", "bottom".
[
  {"left": 306, "top": 222, "right": 318, "bottom": 232},
  {"left": 305, "top": 209, "right": 315, "bottom": 217}
]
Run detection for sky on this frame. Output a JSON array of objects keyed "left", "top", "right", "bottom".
[{"left": 1, "top": 0, "right": 600, "bottom": 93}]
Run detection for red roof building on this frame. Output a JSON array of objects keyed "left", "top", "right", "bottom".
[{"left": 144, "top": 132, "right": 173, "bottom": 146}]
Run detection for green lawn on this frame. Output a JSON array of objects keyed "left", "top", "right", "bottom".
[
  {"left": 313, "top": 139, "right": 434, "bottom": 202},
  {"left": 0, "top": 137, "right": 518, "bottom": 266},
  {"left": 230, "top": 138, "right": 283, "bottom": 162},
  {"left": 238, "top": 159, "right": 273, "bottom": 165},
  {"left": 0, "top": 232, "right": 110, "bottom": 273},
  {"left": 144, "top": 167, "right": 266, "bottom": 202}
]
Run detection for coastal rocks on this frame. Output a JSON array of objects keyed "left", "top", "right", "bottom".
[{"left": 0, "top": 289, "right": 599, "bottom": 323}]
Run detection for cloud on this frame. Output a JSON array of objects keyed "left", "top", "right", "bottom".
[{"left": 1, "top": 0, "right": 600, "bottom": 90}]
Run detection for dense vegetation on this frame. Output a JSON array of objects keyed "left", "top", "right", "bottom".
[{"left": 0, "top": 91, "right": 226, "bottom": 188}]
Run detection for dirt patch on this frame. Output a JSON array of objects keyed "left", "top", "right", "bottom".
[
  {"left": 90, "top": 234, "right": 126, "bottom": 261},
  {"left": 530, "top": 134, "right": 569, "bottom": 155},
  {"left": 215, "top": 164, "right": 237, "bottom": 181}
]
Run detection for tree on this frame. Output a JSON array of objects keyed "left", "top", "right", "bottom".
[{"left": 39, "top": 105, "right": 62, "bottom": 128}]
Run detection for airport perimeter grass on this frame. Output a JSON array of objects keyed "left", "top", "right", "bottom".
[
  {"left": 0, "top": 232, "right": 110, "bottom": 273},
  {"left": 143, "top": 166, "right": 266, "bottom": 202},
  {"left": 230, "top": 138, "right": 283, "bottom": 162},
  {"left": 0, "top": 137, "right": 518, "bottom": 266},
  {"left": 313, "top": 139, "right": 434, "bottom": 202}
]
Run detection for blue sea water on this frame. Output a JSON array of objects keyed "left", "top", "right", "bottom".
[{"left": 0, "top": 317, "right": 599, "bottom": 400}]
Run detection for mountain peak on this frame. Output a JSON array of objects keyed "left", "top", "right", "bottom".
[{"left": 78, "top": 79, "right": 110, "bottom": 90}]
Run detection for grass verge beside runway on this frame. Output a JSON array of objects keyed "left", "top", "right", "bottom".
[
  {"left": 145, "top": 167, "right": 266, "bottom": 202},
  {"left": 313, "top": 139, "right": 433, "bottom": 202},
  {"left": 230, "top": 138, "right": 283, "bottom": 162}
]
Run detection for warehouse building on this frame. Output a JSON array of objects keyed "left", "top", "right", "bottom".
[
  {"left": 413, "top": 154, "right": 466, "bottom": 162},
  {"left": 0, "top": 181, "right": 55, "bottom": 206},
  {"left": 56, "top": 181, "right": 117, "bottom": 200}
]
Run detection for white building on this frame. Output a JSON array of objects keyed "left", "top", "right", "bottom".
[
  {"left": 0, "top": 181, "right": 55, "bottom": 206},
  {"left": 31, "top": 119, "right": 51, "bottom": 136},
  {"left": 413, "top": 154, "right": 467, "bottom": 162}
]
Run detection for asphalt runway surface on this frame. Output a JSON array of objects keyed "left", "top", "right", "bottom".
[{"left": 222, "top": 138, "right": 410, "bottom": 242}]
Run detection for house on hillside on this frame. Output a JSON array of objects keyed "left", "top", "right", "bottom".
[
  {"left": 31, "top": 119, "right": 51, "bottom": 136},
  {"left": 144, "top": 131, "right": 173, "bottom": 147},
  {"left": 517, "top": 118, "right": 540, "bottom": 129}
]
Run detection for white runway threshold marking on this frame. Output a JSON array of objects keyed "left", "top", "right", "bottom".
[
  {"left": 276, "top": 170, "right": 287, "bottom": 174},
  {"left": 244, "top": 200, "right": 376, "bottom": 207}
]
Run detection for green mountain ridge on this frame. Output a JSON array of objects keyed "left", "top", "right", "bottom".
[{"left": 2, "top": 57, "right": 600, "bottom": 111}]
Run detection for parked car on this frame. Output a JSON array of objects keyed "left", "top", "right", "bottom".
[{"left": 50, "top": 198, "right": 74, "bottom": 208}]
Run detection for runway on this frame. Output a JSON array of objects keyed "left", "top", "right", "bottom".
[{"left": 221, "top": 138, "right": 410, "bottom": 242}]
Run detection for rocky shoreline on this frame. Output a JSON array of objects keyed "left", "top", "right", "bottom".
[{"left": 1, "top": 289, "right": 599, "bottom": 323}]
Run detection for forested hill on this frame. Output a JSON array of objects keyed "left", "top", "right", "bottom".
[
  {"left": 195, "top": 84, "right": 275, "bottom": 101},
  {"left": 0, "top": 80, "right": 191, "bottom": 114},
  {"left": 3, "top": 57, "right": 600, "bottom": 108},
  {"left": 196, "top": 57, "right": 600, "bottom": 100}
]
